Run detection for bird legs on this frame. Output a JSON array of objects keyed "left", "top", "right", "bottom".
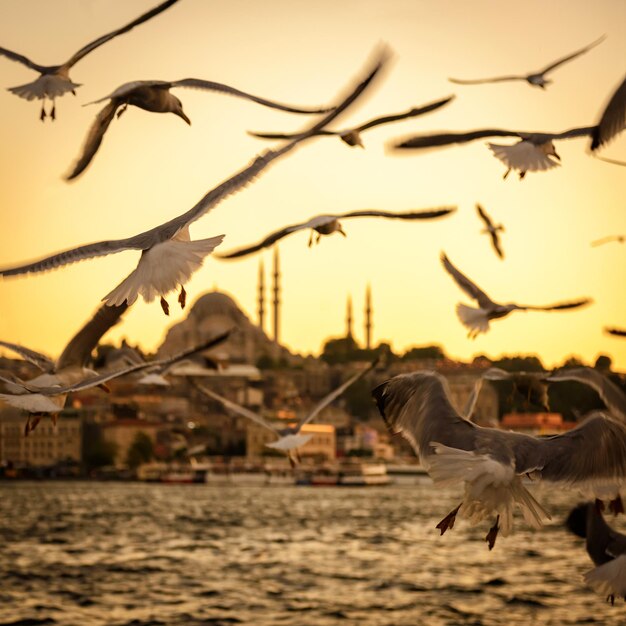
[
  {"left": 436, "top": 503, "right": 461, "bottom": 535},
  {"left": 39, "top": 99, "right": 57, "bottom": 121},
  {"left": 160, "top": 286, "right": 187, "bottom": 315},
  {"left": 485, "top": 515, "right": 500, "bottom": 550}
]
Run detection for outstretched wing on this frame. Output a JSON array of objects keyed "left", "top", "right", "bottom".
[
  {"left": 65, "top": 100, "right": 120, "bottom": 180},
  {"left": 0, "top": 46, "right": 47, "bottom": 72},
  {"left": 606, "top": 327, "right": 626, "bottom": 338},
  {"left": 393, "top": 128, "right": 519, "bottom": 150},
  {"left": 475, "top": 204, "right": 494, "bottom": 229},
  {"left": 215, "top": 222, "right": 308, "bottom": 259},
  {"left": 538, "top": 35, "right": 606, "bottom": 75},
  {"left": 519, "top": 299, "right": 592, "bottom": 312},
  {"left": 440, "top": 252, "right": 496, "bottom": 309},
  {"left": 448, "top": 75, "right": 525, "bottom": 85},
  {"left": 171, "top": 78, "right": 333, "bottom": 114},
  {"left": 64, "top": 0, "right": 180, "bottom": 68},
  {"left": 591, "top": 74, "right": 626, "bottom": 151},
  {"left": 338, "top": 207, "right": 456, "bottom": 220},
  {"left": 0, "top": 341, "right": 54, "bottom": 372}
]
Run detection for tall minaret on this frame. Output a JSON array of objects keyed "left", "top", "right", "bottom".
[
  {"left": 346, "top": 295, "right": 353, "bottom": 338},
  {"left": 364, "top": 283, "right": 373, "bottom": 349},
  {"left": 257, "top": 259, "right": 265, "bottom": 331},
  {"left": 272, "top": 247, "right": 280, "bottom": 342}
]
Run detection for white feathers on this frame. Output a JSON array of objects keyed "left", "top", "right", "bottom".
[
  {"left": 265, "top": 433, "right": 314, "bottom": 451},
  {"left": 104, "top": 233, "right": 224, "bottom": 306},
  {"left": 584, "top": 555, "right": 626, "bottom": 598},
  {"left": 488, "top": 140, "right": 560, "bottom": 175},
  {"left": 8, "top": 74, "right": 80, "bottom": 101},
  {"left": 456, "top": 303, "right": 490, "bottom": 338},
  {"left": 0, "top": 392, "right": 65, "bottom": 413}
]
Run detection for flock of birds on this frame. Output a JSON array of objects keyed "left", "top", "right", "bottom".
[{"left": 1, "top": 0, "right": 626, "bottom": 606}]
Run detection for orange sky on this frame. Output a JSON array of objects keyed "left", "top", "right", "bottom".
[{"left": 0, "top": 0, "right": 625, "bottom": 369}]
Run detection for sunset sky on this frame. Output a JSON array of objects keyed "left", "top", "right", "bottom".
[{"left": 0, "top": 0, "right": 624, "bottom": 369}]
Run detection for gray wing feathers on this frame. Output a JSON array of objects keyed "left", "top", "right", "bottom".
[
  {"left": 591, "top": 75, "right": 626, "bottom": 150},
  {"left": 539, "top": 36, "right": 606, "bottom": 74},
  {"left": 0, "top": 46, "right": 47, "bottom": 72},
  {"left": 0, "top": 341, "right": 55, "bottom": 372},
  {"left": 440, "top": 252, "right": 496, "bottom": 309},
  {"left": 338, "top": 208, "right": 456, "bottom": 220}
]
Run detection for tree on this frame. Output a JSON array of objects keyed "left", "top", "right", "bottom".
[
  {"left": 594, "top": 355, "right": 612, "bottom": 371},
  {"left": 126, "top": 432, "right": 154, "bottom": 469},
  {"left": 82, "top": 422, "right": 117, "bottom": 471},
  {"left": 401, "top": 345, "right": 445, "bottom": 361}
]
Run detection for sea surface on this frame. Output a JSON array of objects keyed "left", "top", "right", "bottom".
[{"left": 0, "top": 480, "right": 624, "bottom": 626}]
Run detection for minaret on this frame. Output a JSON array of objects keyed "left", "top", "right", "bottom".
[
  {"left": 272, "top": 247, "right": 280, "bottom": 342},
  {"left": 364, "top": 284, "right": 372, "bottom": 349},
  {"left": 257, "top": 259, "right": 265, "bottom": 331},
  {"left": 346, "top": 295, "right": 353, "bottom": 338}
]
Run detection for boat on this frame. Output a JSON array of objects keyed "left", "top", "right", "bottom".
[{"left": 338, "top": 461, "right": 390, "bottom": 486}]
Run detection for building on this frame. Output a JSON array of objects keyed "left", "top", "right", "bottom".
[
  {"left": 501, "top": 412, "right": 574, "bottom": 434},
  {"left": 0, "top": 412, "right": 82, "bottom": 467},
  {"left": 101, "top": 419, "right": 164, "bottom": 468}
]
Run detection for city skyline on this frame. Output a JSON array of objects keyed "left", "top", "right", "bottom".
[{"left": 0, "top": 0, "right": 625, "bottom": 369}]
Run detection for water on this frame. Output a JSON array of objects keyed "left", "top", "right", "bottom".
[{"left": 0, "top": 480, "right": 624, "bottom": 625}]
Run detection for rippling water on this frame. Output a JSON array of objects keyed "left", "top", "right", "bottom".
[{"left": 0, "top": 480, "right": 624, "bottom": 625}]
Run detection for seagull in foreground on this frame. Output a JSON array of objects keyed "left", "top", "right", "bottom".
[
  {"left": 217, "top": 207, "right": 456, "bottom": 259},
  {"left": 0, "top": 49, "right": 389, "bottom": 315},
  {"left": 66, "top": 78, "right": 336, "bottom": 180},
  {"left": 566, "top": 502, "right": 626, "bottom": 604},
  {"left": 590, "top": 74, "right": 626, "bottom": 152},
  {"left": 0, "top": 329, "right": 232, "bottom": 434},
  {"left": 475, "top": 204, "right": 505, "bottom": 259},
  {"left": 606, "top": 328, "right": 626, "bottom": 339},
  {"left": 0, "top": 302, "right": 130, "bottom": 433},
  {"left": 372, "top": 370, "right": 626, "bottom": 550},
  {"left": 393, "top": 126, "right": 594, "bottom": 179},
  {"left": 440, "top": 252, "right": 592, "bottom": 338},
  {"left": 448, "top": 36, "right": 605, "bottom": 89},
  {"left": 547, "top": 367, "right": 626, "bottom": 423},
  {"left": 591, "top": 235, "right": 625, "bottom": 247},
  {"left": 195, "top": 358, "right": 378, "bottom": 465},
  {"left": 0, "top": 0, "right": 180, "bottom": 120},
  {"left": 247, "top": 96, "right": 454, "bottom": 147}
]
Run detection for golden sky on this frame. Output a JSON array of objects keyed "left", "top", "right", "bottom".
[{"left": 0, "top": 0, "right": 625, "bottom": 369}]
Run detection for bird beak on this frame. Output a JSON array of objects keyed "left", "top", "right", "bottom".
[{"left": 177, "top": 110, "right": 192, "bottom": 126}]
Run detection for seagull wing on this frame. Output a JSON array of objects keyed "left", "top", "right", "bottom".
[
  {"left": 606, "top": 327, "right": 626, "bottom": 338},
  {"left": 517, "top": 298, "right": 592, "bottom": 312},
  {"left": 475, "top": 204, "right": 494, "bottom": 229},
  {"left": 490, "top": 231, "right": 504, "bottom": 259},
  {"left": 440, "top": 252, "right": 497, "bottom": 309},
  {"left": 547, "top": 367, "right": 626, "bottom": 421},
  {"left": 65, "top": 99, "right": 120, "bottom": 180},
  {"left": 463, "top": 377, "right": 484, "bottom": 421},
  {"left": 591, "top": 235, "right": 620, "bottom": 247},
  {"left": 551, "top": 126, "right": 596, "bottom": 140},
  {"left": 193, "top": 382, "right": 280, "bottom": 435},
  {"left": 56, "top": 303, "right": 129, "bottom": 370},
  {"left": 296, "top": 358, "right": 378, "bottom": 432},
  {"left": 247, "top": 130, "right": 335, "bottom": 140},
  {"left": 591, "top": 74, "right": 626, "bottom": 151},
  {"left": 170, "top": 79, "right": 333, "bottom": 114},
  {"left": 0, "top": 341, "right": 55, "bottom": 372},
  {"left": 337, "top": 207, "right": 456, "bottom": 220},
  {"left": 215, "top": 222, "right": 310, "bottom": 259},
  {"left": 538, "top": 35, "right": 606, "bottom": 76},
  {"left": 64, "top": 0, "right": 180, "bottom": 68},
  {"left": 353, "top": 96, "right": 455, "bottom": 132},
  {"left": 448, "top": 75, "right": 526, "bottom": 85},
  {"left": 393, "top": 128, "right": 519, "bottom": 150},
  {"left": 0, "top": 46, "right": 47, "bottom": 72}
]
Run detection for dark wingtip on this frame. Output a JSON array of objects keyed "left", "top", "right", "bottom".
[{"left": 371, "top": 380, "right": 389, "bottom": 422}]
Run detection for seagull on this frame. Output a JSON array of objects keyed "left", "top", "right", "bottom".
[
  {"left": 591, "top": 74, "right": 626, "bottom": 152},
  {"left": 440, "top": 252, "right": 592, "bottom": 338},
  {"left": 194, "top": 358, "right": 378, "bottom": 465},
  {"left": 246, "top": 95, "right": 454, "bottom": 148},
  {"left": 372, "top": 369, "right": 626, "bottom": 550},
  {"left": 66, "top": 78, "right": 335, "bottom": 180},
  {"left": 217, "top": 207, "right": 456, "bottom": 259},
  {"left": 606, "top": 328, "right": 626, "bottom": 339},
  {"left": 0, "top": 328, "right": 232, "bottom": 434},
  {"left": 0, "top": 49, "right": 389, "bottom": 315},
  {"left": 0, "top": 301, "right": 129, "bottom": 433},
  {"left": 591, "top": 235, "right": 625, "bottom": 247},
  {"left": 547, "top": 367, "right": 626, "bottom": 422},
  {"left": 448, "top": 36, "right": 605, "bottom": 89},
  {"left": 0, "top": 0, "right": 180, "bottom": 120},
  {"left": 393, "top": 126, "right": 594, "bottom": 179},
  {"left": 475, "top": 204, "right": 505, "bottom": 259},
  {"left": 566, "top": 502, "right": 626, "bottom": 604}
]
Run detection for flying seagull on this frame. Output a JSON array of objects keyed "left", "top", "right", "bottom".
[
  {"left": 0, "top": 329, "right": 232, "bottom": 434},
  {"left": 448, "top": 36, "right": 605, "bottom": 89},
  {"left": 393, "top": 126, "right": 594, "bottom": 179},
  {"left": 217, "top": 207, "right": 456, "bottom": 259},
  {"left": 247, "top": 96, "right": 454, "bottom": 147},
  {"left": 0, "top": 48, "right": 390, "bottom": 315},
  {"left": 0, "top": 0, "right": 180, "bottom": 120},
  {"left": 591, "top": 235, "right": 625, "bottom": 247},
  {"left": 566, "top": 502, "right": 626, "bottom": 604},
  {"left": 195, "top": 358, "right": 378, "bottom": 464},
  {"left": 475, "top": 204, "right": 505, "bottom": 259},
  {"left": 591, "top": 74, "right": 626, "bottom": 152},
  {"left": 372, "top": 370, "right": 626, "bottom": 550},
  {"left": 0, "top": 301, "right": 130, "bottom": 432},
  {"left": 606, "top": 328, "right": 626, "bottom": 339},
  {"left": 66, "top": 78, "right": 335, "bottom": 180},
  {"left": 547, "top": 367, "right": 626, "bottom": 422},
  {"left": 440, "top": 252, "right": 591, "bottom": 338}
]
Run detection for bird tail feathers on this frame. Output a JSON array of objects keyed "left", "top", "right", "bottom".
[
  {"left": 456, "top": 303, "right": 489, "bottom": 337},
  {"left": 584, "top": 554, "right": 626, "bottom": 599}
]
